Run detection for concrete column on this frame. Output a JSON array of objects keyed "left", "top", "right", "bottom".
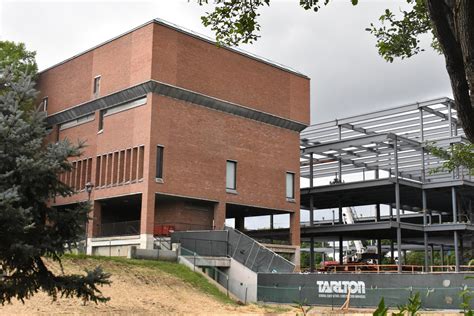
[
  {"left": 213, "top": 202, "right": 226, "bottom": 230},
  {"left": 235, "top": 216, "right": 245, "bottom": 231},
  {"left": 140, "top": 191, "right": 156, "bottom": 249}
]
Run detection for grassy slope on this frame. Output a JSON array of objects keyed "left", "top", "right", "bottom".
[{"left": 63, "top": 254, "right": 235, "bottom": 305}]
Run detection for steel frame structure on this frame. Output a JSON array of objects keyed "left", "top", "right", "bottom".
[{"left": 300, "top": 97, "right": 473, "bottom": 273}]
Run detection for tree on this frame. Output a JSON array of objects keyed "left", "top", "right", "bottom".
[
  {"left": 0, "top": 65, "right": 110, "bottom": 304},
  {"left": 0, "top": 41, "right": 37, "bottom": 79},
  {"left": 197, "top": 0, "right": 474, "bottom": 144},
  {"left": 0, "top": 41, "right": 39, "bottom": 112}
]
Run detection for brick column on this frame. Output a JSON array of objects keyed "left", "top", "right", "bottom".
[
  {"left": 213, "top": 202, "right": 226, "bottom": 230},
  {"left": 140, "top": 190, "right": 155, "bottom": 249},
  {"left": 289, "top": 211, "right": 301, "bottom": 271},
  {"left": 90, "top": 200, "right": 102, "bottom": 237}
]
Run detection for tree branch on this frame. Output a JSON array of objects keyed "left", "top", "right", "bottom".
[{"left": 426, "top": 0, "right": 474, "bottom": 142}]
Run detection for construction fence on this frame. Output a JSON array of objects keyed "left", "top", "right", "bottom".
[{"left": 258, "top": 272, "right": 474, "bottom": 309}]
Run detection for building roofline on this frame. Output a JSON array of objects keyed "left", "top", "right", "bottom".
[{"left": 38, "top": 18, "right": 309, "bottom": 79}]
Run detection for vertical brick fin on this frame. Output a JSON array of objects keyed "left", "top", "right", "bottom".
[
  {"left": 131, "top": 147, "right": 138, "bottom": 181},
  {"left": 138, "top": 145, "right": 144, "bottom": 180}
]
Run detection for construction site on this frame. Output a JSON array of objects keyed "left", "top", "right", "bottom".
[
  {"left": 248, "top": 97, "right": 474, "bottom": 275},
  {"left": 36, "top": 17, "right": 474, "bottom": 309}
]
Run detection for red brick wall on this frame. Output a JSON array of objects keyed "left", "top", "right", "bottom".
[
  {"left": 148, "top": 95, "right": 301, "bottom": 214},
  {"left": 155, "top": 200, "right": 213, "bottom": 232},
  {"left": 151, "top": 23, "right": 310, "bottom": 125},
  {"left": 37, "top": 23, "right": 154, "bottom": 116},
  {"left": 39, "top": 21, "right": 307, "bottom": 245}
]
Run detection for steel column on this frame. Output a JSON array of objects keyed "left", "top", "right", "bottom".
[
  {"left": 377, "top": 238, "right": 382, "bottom": 264},
  {"left": 338, "top": 235, "right": 343, "bottom": 265},
  {"left": 309, "top": 153, "right": 315, "bottom": 272},
  {"left": 394, "top": 136, "right": 402, "bottom": 273},
  {"left": 452, "top": 187, "right": 460, "bottom": 272},
  {"left": 422, "top": 189, "right": 429, "bottom": 271},
  {"left": 440, "top": 244, "right": 445, "bottom": 266}
]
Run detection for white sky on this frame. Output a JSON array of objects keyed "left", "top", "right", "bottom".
[{"left": 0, "top": 0, "right": 453, "bottom": 229}]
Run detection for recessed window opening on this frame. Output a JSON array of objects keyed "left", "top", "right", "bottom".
[
  {"left": 286, "top": 172, "right": 295, "bottom": 200},
  {"left": 42, "top": 97, "right": 48, "bottom": 113},
  {"left": 226, "top": 160, "right": 237, "bottom": 191},
  {"left": 93, "top": 76, "right": 101, "bottom": 97},
  {"left": 156, "top": 146, "right": 164, "bottom": 179}
]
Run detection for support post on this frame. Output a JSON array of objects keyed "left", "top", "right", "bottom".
[
  {"left": 390, "top": 240, "right": 395, "bottom": 263},
  {"left": 339, "top": 235, "right": 343, "bottom": 265},
  {"left": 235, "top": 216, "right": 245, "bottom": 231},
  {"left": 422, "top": 190, "right": 429, "bottom": 272},
  {"left": 430, "top": 245, "right": 434, "bottom": 266},
  {"left": 440, "top": 244, "right": 445, "bottom": 266},
  {"left": 394, "top": 136, "right": 402, "bottom": 273},
  {"left": 376, "top": 204, "right": 381, "bottom": 222},
  {"left": 309, "top": 194, "right": 315, "bottom": 272},
  {"left": 377, "top": 239, "right": 382, "bottom": 264},
  {"left": 452, "top": 187, "right": 460, "bottom": 272}
]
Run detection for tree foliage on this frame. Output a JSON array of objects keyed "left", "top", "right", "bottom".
[
  {"left": 367, "top": 0, "right": 440, "bottom": 63},
  {"left": 0, "top": 41, "right": 39, "bottom": 112},
  {"left": 0, "top": 65, "right": 110, "bottom": 304},
  {"left": 426, "top": 143, "right": 474, "bottom": 176},
  {"left": 196, "top": 0, "right": 474, "bottom": 144},
  {"left": 0, "top": 41, "right": 37, "bottom": 79}
]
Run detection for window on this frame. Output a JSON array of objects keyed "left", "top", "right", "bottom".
[
  {"left": 42, "top": 97, "right": 48, "bottom": 113},
  {"left": 286, "top": 172, "right": 295, "bottom": 200},
  {"left": 93, "top": 76, "right": 101, "bottom": 97},
  {"left": 226, "top": 160, "right": 237, "bottom": 191},
  {"left": 59, "top": 113, "right": 94, "bottom": 131},
  {"left": 156, "top": 146, "right": 164, "bottom": 180},
  {"left": 98, "top": 110, "right": 105, "bottom": 131}
]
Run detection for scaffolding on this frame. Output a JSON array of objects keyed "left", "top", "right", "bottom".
[{"left": 299, "top": 97, "right": 473, "bottom": 273}]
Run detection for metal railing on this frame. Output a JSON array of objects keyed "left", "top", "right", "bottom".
[
  {"left": 226, "top": 227, "right": 296, "bottom": 273},
  {"left": 98, "top": 220, "right": 140, "bottom": 237},
  {"left": 319, "top": 264, "right": 474, "bottom": 274}
]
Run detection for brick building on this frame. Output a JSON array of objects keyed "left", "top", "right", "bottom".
[{"left": 38, "top": 19, "right": 310, "bottom": 256}]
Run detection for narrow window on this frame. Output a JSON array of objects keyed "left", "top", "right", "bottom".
[
  {"left": 42, "top": 97, "right": 48, "bottom": 113},
  {"left": 156, "top": 146, "right": 164, "bottom": 179},
  {"left": 93, "top": 76, "right": 101, "bottom": 97},
  {"left": 98, "top": 110, "right": 105, "bottom": 131},
  {"left": 286, "top": 172, "right": 295, "bottom": 200},
  {"left": 226, "top": 160, "right": 237, "bottom": 191},
  {"left": 138, "top": 146, "right": 144, "bottom": 180}
]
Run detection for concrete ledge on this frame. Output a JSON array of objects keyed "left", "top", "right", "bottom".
[
  {"left": 129, "top": 247, "right": 177, "bottom": 262},
  {"left": 181, "top": 256, "right": 231, "bottom": 267}
]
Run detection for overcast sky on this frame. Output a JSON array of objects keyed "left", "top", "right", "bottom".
[{"left": 1, "top": 0, "right": 452, "bottom": 125}]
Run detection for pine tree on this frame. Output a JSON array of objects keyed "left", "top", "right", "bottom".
[{"left": 0, "top": 65, "right": 110, "bottom": 304}]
